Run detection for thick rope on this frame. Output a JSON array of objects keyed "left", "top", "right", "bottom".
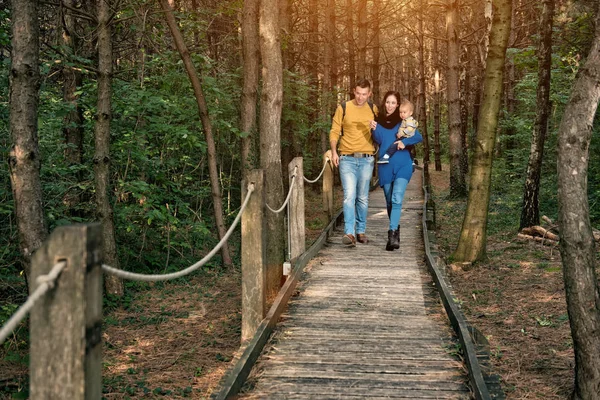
[
  {"left": 303, "top": 158, "right": 330, "bottom": 184},
  {"left": 102, "top": 183, "right": 255, "bottom": 281},
  {"left": 265, "top": 170, "right": 298, "bottom": 214},
  {"left": 0, "top": 261, "right": 67, "bottom": 346}
]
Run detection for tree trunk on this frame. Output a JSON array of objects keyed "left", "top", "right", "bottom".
[
  {"left": 241, "top": 0, "right": 260, "bottom": 179},
  {"left": 372, "top": 0, "right": 381, "bottom": 104},
  {"left": 417, "top": 4, "right": 429, "bottom": 173},
  {"left": 434, "top": 39, "right": 442, "bottom": 172},
  {"left": 520, "top": 0, "right": 554, "bottom": 230},
  {"left": 557, "top": 6, "right": 600, "bottom": 398},
  {"left": 159, "top": 0, "right": 232, "bottom": 267},
  {"left": 259, "top": 0, "right": 285, "bottom": 297},
  {"left": 453, "top": 0, "right": 512, "bottom": 262},
  {"left": 8, "top": 0, "right": 47, "bottom": 279},
  {"left": 446, "top": 0, "right": 467, "bottom": 197},
  {"left": 356, "top": 0, "right": 367, "bottom": 79},
  {"left": 94, "top": 0, "right": 123, "bottom": 296},
  {"left": 459, "top": 42, "right": 469, "bottom": 175},
  {"left": 61, "top": 0, "right": 85, "bottom": 214},
  {"left": 346, "top": 0, "right": 355, "bottom": 87}
]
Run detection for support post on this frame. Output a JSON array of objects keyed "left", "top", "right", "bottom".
[
  {"left": 289, "top": 157, "right": 305, "bottom": 260},
  {"left": 29, "top": 224, "right": 103, "bottom": 400},
  {"left": 241, "top": 169, "right": 266, "bottom": 342},
  {"left": 322, "top": 150, "right": 334, "bottom": 220}
]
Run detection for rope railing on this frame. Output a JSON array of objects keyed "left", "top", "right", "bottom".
[
  {"left": 265, "top": 166, "right": 298, "bottom": 214},
  {"left": 303, "top": 157, "right": 330, "bottom": 184},
  {"left": 101, "top": 183, "right": 255, "bottom": 282},
  {"left": 0, "top": 261, "right": 67, "bottom": 346}
]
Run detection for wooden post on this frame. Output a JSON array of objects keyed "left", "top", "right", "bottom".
[
  {"left": 322, "top": 150, "right": 334, "bottom": 220},
  {"left": 289, "top": 157, "right": 305, "bottom": 260},
  {"left": 29, "top": 224, "right": 103, "bottom": 400},
  {"left": 241, "top": 169, "right": 266, "bottom": 342}
]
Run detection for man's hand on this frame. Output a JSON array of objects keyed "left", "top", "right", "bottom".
[
  {"left": 369, "top": 120, "right": 377, "bottom": 130},
  {"left": 331, "top": 151, "right": 340, "bottom": 167},
  {"left": 396, "top": 141, "right": 406, "bottom": 150}
]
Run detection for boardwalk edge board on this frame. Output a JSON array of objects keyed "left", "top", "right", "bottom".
[
  {"left": 421, "top": 178, "right": 505, "bottom": 400},
  {"left": 212, "top": 209, "right": 344, "bottom": 400}
]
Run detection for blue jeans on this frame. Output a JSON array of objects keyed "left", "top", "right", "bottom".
[
  {"left": 339, "top": 155, "right": 374, "bottom": 235},
  {"left": 383, "top": 177, "right": 409, "bottom": 231}
]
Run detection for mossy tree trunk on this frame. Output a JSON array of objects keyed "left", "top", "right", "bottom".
[{"left": 453, "top": 0, "right": 512, "bottom": 262}]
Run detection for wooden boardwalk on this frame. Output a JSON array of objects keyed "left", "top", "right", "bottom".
[{"left": 239, "top": 173, "right": 472, "bottom": 399}]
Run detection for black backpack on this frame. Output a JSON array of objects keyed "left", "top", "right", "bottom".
[{"left": 339, "top": 100, "right": 375, "bottom": 136}]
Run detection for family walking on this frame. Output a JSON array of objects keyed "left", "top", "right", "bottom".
[{"left": 329, "top": 79, "right": 423, "bottom": 251}]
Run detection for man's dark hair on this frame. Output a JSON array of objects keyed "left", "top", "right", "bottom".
[{"left": 355, "top": 78, "right": 371, "bottom": 89}]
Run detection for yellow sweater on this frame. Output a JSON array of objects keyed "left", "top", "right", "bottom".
[{"left": 329, "top": 101, "right": 378, "bottom": 154}]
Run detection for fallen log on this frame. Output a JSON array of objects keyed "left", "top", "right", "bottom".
[
  {"left": 517, "top": 233, "right": 559, "bottom": 246},
  {"left": 542, "top": 215, "right": 600, "bottom": 242},
  {"left": 521, "top": 226, "right": 559, "bottom": 241}
]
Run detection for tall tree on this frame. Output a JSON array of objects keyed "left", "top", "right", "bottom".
[
  {"left": 159, "top": 0, "right": 232, "bottom": 267},
  {"left": 356, "top": 0, "right": 367, "bottom": 79},
  {"left": 519, "top": 0, "right": 554, "bottom": 230},
  {"left": 346, "top": 0, "right": 356, "bottom": 87},
  {"left": 556, "top": 5, "right": 600, "bottom": 398},
  {"left": 259, "top": 0, "right": 285, "bottom": 297},
  {"left": 372, "top": 0, "right": 381, "bottom": 105},
  {"left": 433, "top": 39, "right": 442, "bottom": 171},
  {"left": 240, "top": 0, "right": 260, "bottom": 178},
  {"left": 8, "top": 0, "right": 47, "bottom": 279},
  {"left": 95, "top": 0, "right": 123, "bottom": 296},
  {"left": 61, "top": 0, "right": 85, "bottom": 214},
  {"left": 446, "top": 0, "right": 467, "bottom": 197},
  {"left": 453, "top": 0, "right": 512, "bottom": 262},
  {"left": 417, "top": 1, "right": 430, "bottom": 174}
]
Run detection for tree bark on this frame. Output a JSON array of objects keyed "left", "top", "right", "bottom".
[
  {"left": 557, "top": 5, "right": 600, "bottom": 398},
  {"left": 372, "top": 0, "right": 381, "bottom": 104},
  {"left": 356, "top": 0, "right": 367, "bottom": 79},
  {"left": 240, "top": 0, "right": 260, "bottom": 179},
  {"left": 453, "top": 0, "right": 512, "bottom": 262},
  {"left": 446, "top": 0, "right": 467, "bottom": 197},
  {"left": 417, "top": 3, "right": 430, "bottom": 174},
  {"left": 61, "top": 0, "right": 85, "bottom": 214},
  {"left": 159, "top": 0, "right": 232, "bottom": 267},
  {"left": 346, "top": 0, "right": 356, "bottom": 87},
  {"left": 259, "top": 0, "right": 285, "bottom": 297},
  {"left": 8, "top": 0, "right": 47, "bottom": 279},
  {"left": 434, "top": 39, "right": 442, "bottom": 171},
  {"left": 94, "top": 0, "right": 123, "bottom": 296},
  {"left": 520, "top": 0, "right": 554, "bottom": 230}
]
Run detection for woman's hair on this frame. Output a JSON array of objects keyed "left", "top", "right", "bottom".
[{"left": 379, "top": 91, "right": 401, "bottom": 114}]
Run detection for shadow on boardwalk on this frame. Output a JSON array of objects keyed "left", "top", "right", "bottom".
[{"left": 239, "top": 173, "right": 472, "bottom": 399}]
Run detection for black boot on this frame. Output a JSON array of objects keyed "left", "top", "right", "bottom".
[
  {"left": 386, "top": 230, "right": 395, "bottom": 251},
  {"left": 393, "top": 228, "right": 400, "bottom": 249}
]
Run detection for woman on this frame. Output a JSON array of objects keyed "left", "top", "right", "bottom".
[{"left": 370, "top": 91, "right": 423, "bottom": 251}]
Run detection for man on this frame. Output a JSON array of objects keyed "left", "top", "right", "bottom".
[{"left": 329, "top": 79, "right": 377, "bottom": 247}]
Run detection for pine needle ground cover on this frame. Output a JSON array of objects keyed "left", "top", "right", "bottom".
[{"left": 429, "top": 165, "right": 593, "bottom": 399}]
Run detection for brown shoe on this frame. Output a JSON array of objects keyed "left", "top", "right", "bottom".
[
  {"left": 356, "top": 233, "right": 368, "bottom": 244},
  {"left": 342, "top": 234, "right": 356, "bottom": 247}
]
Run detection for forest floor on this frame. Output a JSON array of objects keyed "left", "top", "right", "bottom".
[
  {"left": 2, "top": 167, "right": 593, "bottom": 399},
  {"left": 429, "top": 166, "right": 579, "bottom": 399}
]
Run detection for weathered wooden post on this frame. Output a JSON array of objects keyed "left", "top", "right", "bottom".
[
  {"left": 288, "top": 157, "right": 305, "bottom": 260},
  {"left": 30, "top": 224, "right": 103, "bottom": 400},
  {"left": 241, "top": 169, "right": 266, "bottom": 342},
  {"left": 322, "top": 150, "right": 334, "bottom": 221}
]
